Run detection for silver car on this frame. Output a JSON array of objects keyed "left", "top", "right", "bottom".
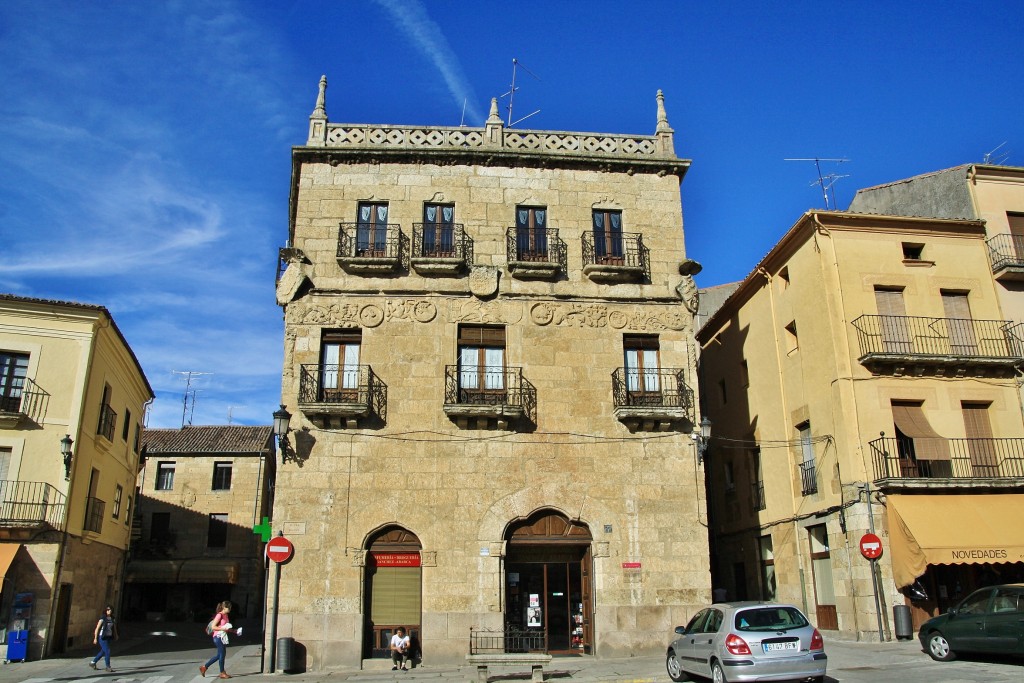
[{"left": 666, "top": 602, "right": 827, "bottom": 683}]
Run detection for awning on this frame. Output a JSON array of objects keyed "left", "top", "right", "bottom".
[
  {"left": 0, "top": 544, "right": 21, "bottom": 580},
  {"left": 886, "top": 494, "right": 1024, "bottom": 588},
  {"left": 124, "top": 560, "right": 179, "bottom": 584},
  {"left": 891, "top": 404, "right": 949, "bottom": 460},
  {"left": 178, "top": 559, "right": 239, "bottom": 584}
]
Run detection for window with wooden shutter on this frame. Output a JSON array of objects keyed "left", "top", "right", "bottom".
[
  {"left": 321, "top": 329, "right": 362, "bottom": 401},
  {"left": 457, "top": 325, "right": 506, "bottom": 400}
]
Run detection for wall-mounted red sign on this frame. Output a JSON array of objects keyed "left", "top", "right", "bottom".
[
  {"left": 373, "top": 552, "right": 421, "bottom": 567},
  {"left": 621, "top": 562, "right": 642, "bottom": 569}
]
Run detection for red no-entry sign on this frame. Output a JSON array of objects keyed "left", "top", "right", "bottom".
[
  {"left": 860, "top": 533, "right": 883, "bottom": 560},
  {"left": 266, "top": 536, "right": 294, "bottom": 563}
]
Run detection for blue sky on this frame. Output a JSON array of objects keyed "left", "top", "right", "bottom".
[{"left": 1, "top": 1, "right": 1021, "bottom": 428}]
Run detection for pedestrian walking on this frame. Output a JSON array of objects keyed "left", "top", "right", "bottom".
[
  {"left": 200, "top": 600, "right": 239, "bottom": 679},
  {"left": 88, "top": 605, "right": 118, "bottom": 671}
]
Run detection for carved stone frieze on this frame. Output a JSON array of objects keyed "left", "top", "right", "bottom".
[
  {"left": 448, "top": 299, "right": 524, "bottom": 324},
  {"left": 529, "top": 302, "right": 687, "bottom": 331},
  {"left": 289, "top": 299, "right": 439, "bottom": 327}
]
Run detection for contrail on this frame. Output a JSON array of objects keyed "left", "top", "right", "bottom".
[{"left": 372, "top": 0, "right": 484, "bottom": 125}]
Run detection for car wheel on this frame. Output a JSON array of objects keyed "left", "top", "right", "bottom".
[
  {"left": 665, "top": 649, "right": 688, "bottom": 682},
  {"left": 711, "top": 660, "right": 727, "bottom": 683},
  {"left": 926, "top": 631, "right": 956, "bottom": 662}
]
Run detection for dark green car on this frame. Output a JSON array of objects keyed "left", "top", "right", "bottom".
[{"left": 918, "top": 584, "right": 1024, "bottom": 661}]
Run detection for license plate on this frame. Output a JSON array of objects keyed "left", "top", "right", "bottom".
[{"left": 763, "top": 642, "right": 798, "bottom": 652}]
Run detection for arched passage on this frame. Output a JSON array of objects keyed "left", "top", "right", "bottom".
[
  {"left": 504, "top": 510, "right": 593, "bottom": 653},
  {"left": 363, "top": 526, "right": 422, "bottom": 660}
]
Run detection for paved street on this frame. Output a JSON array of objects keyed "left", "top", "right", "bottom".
[{"left": 0, "top": 628, "right": 1020, "bottom": 683}]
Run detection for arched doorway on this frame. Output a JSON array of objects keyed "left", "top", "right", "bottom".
[
  {"left": 363, "top": 527, "right": 421, "bottom": 660},
  {"left": 504, "top": 510, "right": 593, "bottom": 653}
]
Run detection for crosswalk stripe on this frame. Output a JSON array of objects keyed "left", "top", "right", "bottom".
[{"left": 19, "top": 676, "right": 172, "bottom": 683}]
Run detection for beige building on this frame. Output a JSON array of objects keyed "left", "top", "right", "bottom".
[
  {"left": 697, "top": 209, "right": 1024, "bottom": 639},
  {"left": 124, "top": 425, "right": 274, "bottom": 623},
  {"left": 272, "top": 77, "right": 709, "bottom": 670},
  {"left": 0, "top": 294, "right": 153, "bottom": 660}
]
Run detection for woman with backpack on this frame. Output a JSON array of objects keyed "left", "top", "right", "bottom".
[
  {"left": 200, "top": 600, "right": 236, "bottom": 678},
  {"left": 88, "top": 605, "right": 118, "bottom": 671}
]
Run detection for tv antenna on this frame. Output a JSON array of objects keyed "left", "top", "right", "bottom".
[
  {"left": 172, "top": 370, "right": 212, "bottom": 427},
  {"left": 501, "top": 58, "right": 541, "bottom": 128},
  {"left": 785, "top": 157, "right": 850, "bottom": 210},
  {"left": 983, "top": 141, "right": 1009, "bottom": 165}
]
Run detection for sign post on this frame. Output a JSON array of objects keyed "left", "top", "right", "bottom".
[
  {"left": 251, "top": 517, "right": 273, "bottom": 672},
  {"left": 266, "top": 533, "right": 294, "bottom": 673},
  {"left": 864, "top": 481, "right": 888, "bottom": 641}
]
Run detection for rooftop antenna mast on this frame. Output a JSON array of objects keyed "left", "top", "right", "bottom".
[
  {"left": 983, "top": 141, "right": 1009, "bottom": 165},
  {"left": 501, "top": 58, "right": 541, "bottom": 128},
  {"left": 784, "top": 157, "right": 850, "bottom": 210},
  {"left": 172, "top": 370, "right": 212, "bottom": 428}
]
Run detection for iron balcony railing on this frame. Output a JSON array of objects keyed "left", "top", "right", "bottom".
[
  {"left": 411, "top": 222, "right": 471, "bottom": 261},
  {"left": 0, "top": 376, "right": 43, "bottom": 415},
  {"left": 611, "top": 367, "right": 694, "bottom": 414},
  {"left": 84, "top": 496, "right": 105, "bottom": 534},
  {"left": 752, "top": 480, "right": 766, "bottom": 512},
  {"left": 469, "top": 627, "right": 547, "bottom": 654},
  {"left": 987, "top": 233, "right": 1024, "bottom": 273},
  {"left": 444, "top": 365, "right": 537, "bottom": 422},
  {"left": 581, "top": 231, "right": 645, "bottom": 269},
  {"left": 506, "top": 227, "right": 563, "bottom": 265},
  {"left": 851, "top": 315, "right": 1024, "bottom": 361},
  {"left": 297, "top": 364, "right": 387, "bottom": 419},
  {"left": 337, "top": 222, "right": 403, "bottom": 260},
  {"left": 798, "top": 461, "right": 818, "bottom": 496},
  {"left": 0, "top": 480, "right": 66, "bottom": 528},
  {"left": 97, "top": 403, "right": 117, "bottom": 441},
  {"left": 869, "top": 436, "right": 1024, "bottom": 481}
]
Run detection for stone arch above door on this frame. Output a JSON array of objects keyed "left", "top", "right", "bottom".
[
  {"left": 506, "top": 509, "right": 593, "bottom": 543},
  {"left": 366, "top": 525, "right": 422, "bottom": 551}
]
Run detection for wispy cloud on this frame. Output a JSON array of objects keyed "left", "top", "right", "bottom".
[{"left": 371, "top": 0, "right": 484, "bottom": 125}]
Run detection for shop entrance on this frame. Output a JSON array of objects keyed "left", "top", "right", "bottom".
[
  {"left": 504, "top": 511, "right": 592, "bottom": 654},
  {"left": 363, "top": 527, "right": 421, "bottom": 660}
]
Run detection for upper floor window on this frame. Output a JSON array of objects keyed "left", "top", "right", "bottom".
[
  {"left": 515, "top": 206, "right": 549, "bottom": 260},
  {"left": 321, "top": 329, "right": 361, "bottom": 401},
  {"left": 784, "top": 321, "right": 798, "bottom": 354},
  {"left": 212, "top": 462, "right": 233, "bottom": 491},
  {"left": 133, "top": 424, "right": 142, "bottom": 454},
  {"left": 122, "top": 408, "right": 132, "bottom": 441},
  {"left": 357, "top": 202, "right": 389, "bottom": 256},
  {"left": 150, "top": 511, "right": 171, "bottom": 542},
  {"left": 623, "top": 334, "right": 660, "bottom": 399},
  {"left": 0, "top": 446, "right": 11, "bottom": 480},
  {"left": 592, "top": 210, "right": 624, "bottom": 264},
  {"left": 97, "top": 383, "right": 117, "bottom": 440},
  {"left": 457, "top": 325, "right": 506, "bottom": 401},
  {"left": 798, "top": 421, "right": 817, "bottom": 495},
  {"left": 902, "top": 242, "right": 924, "bottom": 260},
  {"left": 0, "top": 351, "right": 29, "bottom": 413},
  {"left": 155, "top": 461, "right": 175, "bottom": 491},
  {"left": 422, "top": 203, "right": 455, "bottom": 257},
  {"left": 207, "top": 513, "right": 228, "bottom": 548},
  {"left": 941, "top": 290, "right": 976, "bottom": 355},
  {"left": 112, "top": 484, "right": 123, "bottom": 519}
]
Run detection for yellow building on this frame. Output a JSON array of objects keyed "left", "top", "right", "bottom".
[
  {"left": 696, "top": 210, "right": 1024, "bottom": 640},
  {"left": 0, "top": 294, "right": 153, "bottom": 660},
  {"left": 272, "top": 77, "right": 709, "bottom": 670}
]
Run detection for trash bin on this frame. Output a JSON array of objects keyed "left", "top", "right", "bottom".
[
  {"left": 893, "top": 604, "right": 913, "bottom": 641},
  {"left": 276, "top": 637, "right": 295, "bottom": 672},
  {"left": 5, "top": 630, "right": 28, "bottom": 662}
]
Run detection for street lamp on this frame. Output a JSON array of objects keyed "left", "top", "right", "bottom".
[
  {"left": 694, "top": 416, "right": 712, "bottom": 464},
  {"left": 60, "top": 434, "right": 74, "bottom": 481},
  {"left": 272, "top": 404, "right": 291, "bottom": 461}
]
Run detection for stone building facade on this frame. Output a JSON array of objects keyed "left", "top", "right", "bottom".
[
  {"left": 124, "top": 425, "right": 275, "bottom": 623},
  {"left": 0, "top": 294, "right": 152, "bottom": 660},
  {"left": 272, "top": 77, "right": 710, "bottom": 670}
]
